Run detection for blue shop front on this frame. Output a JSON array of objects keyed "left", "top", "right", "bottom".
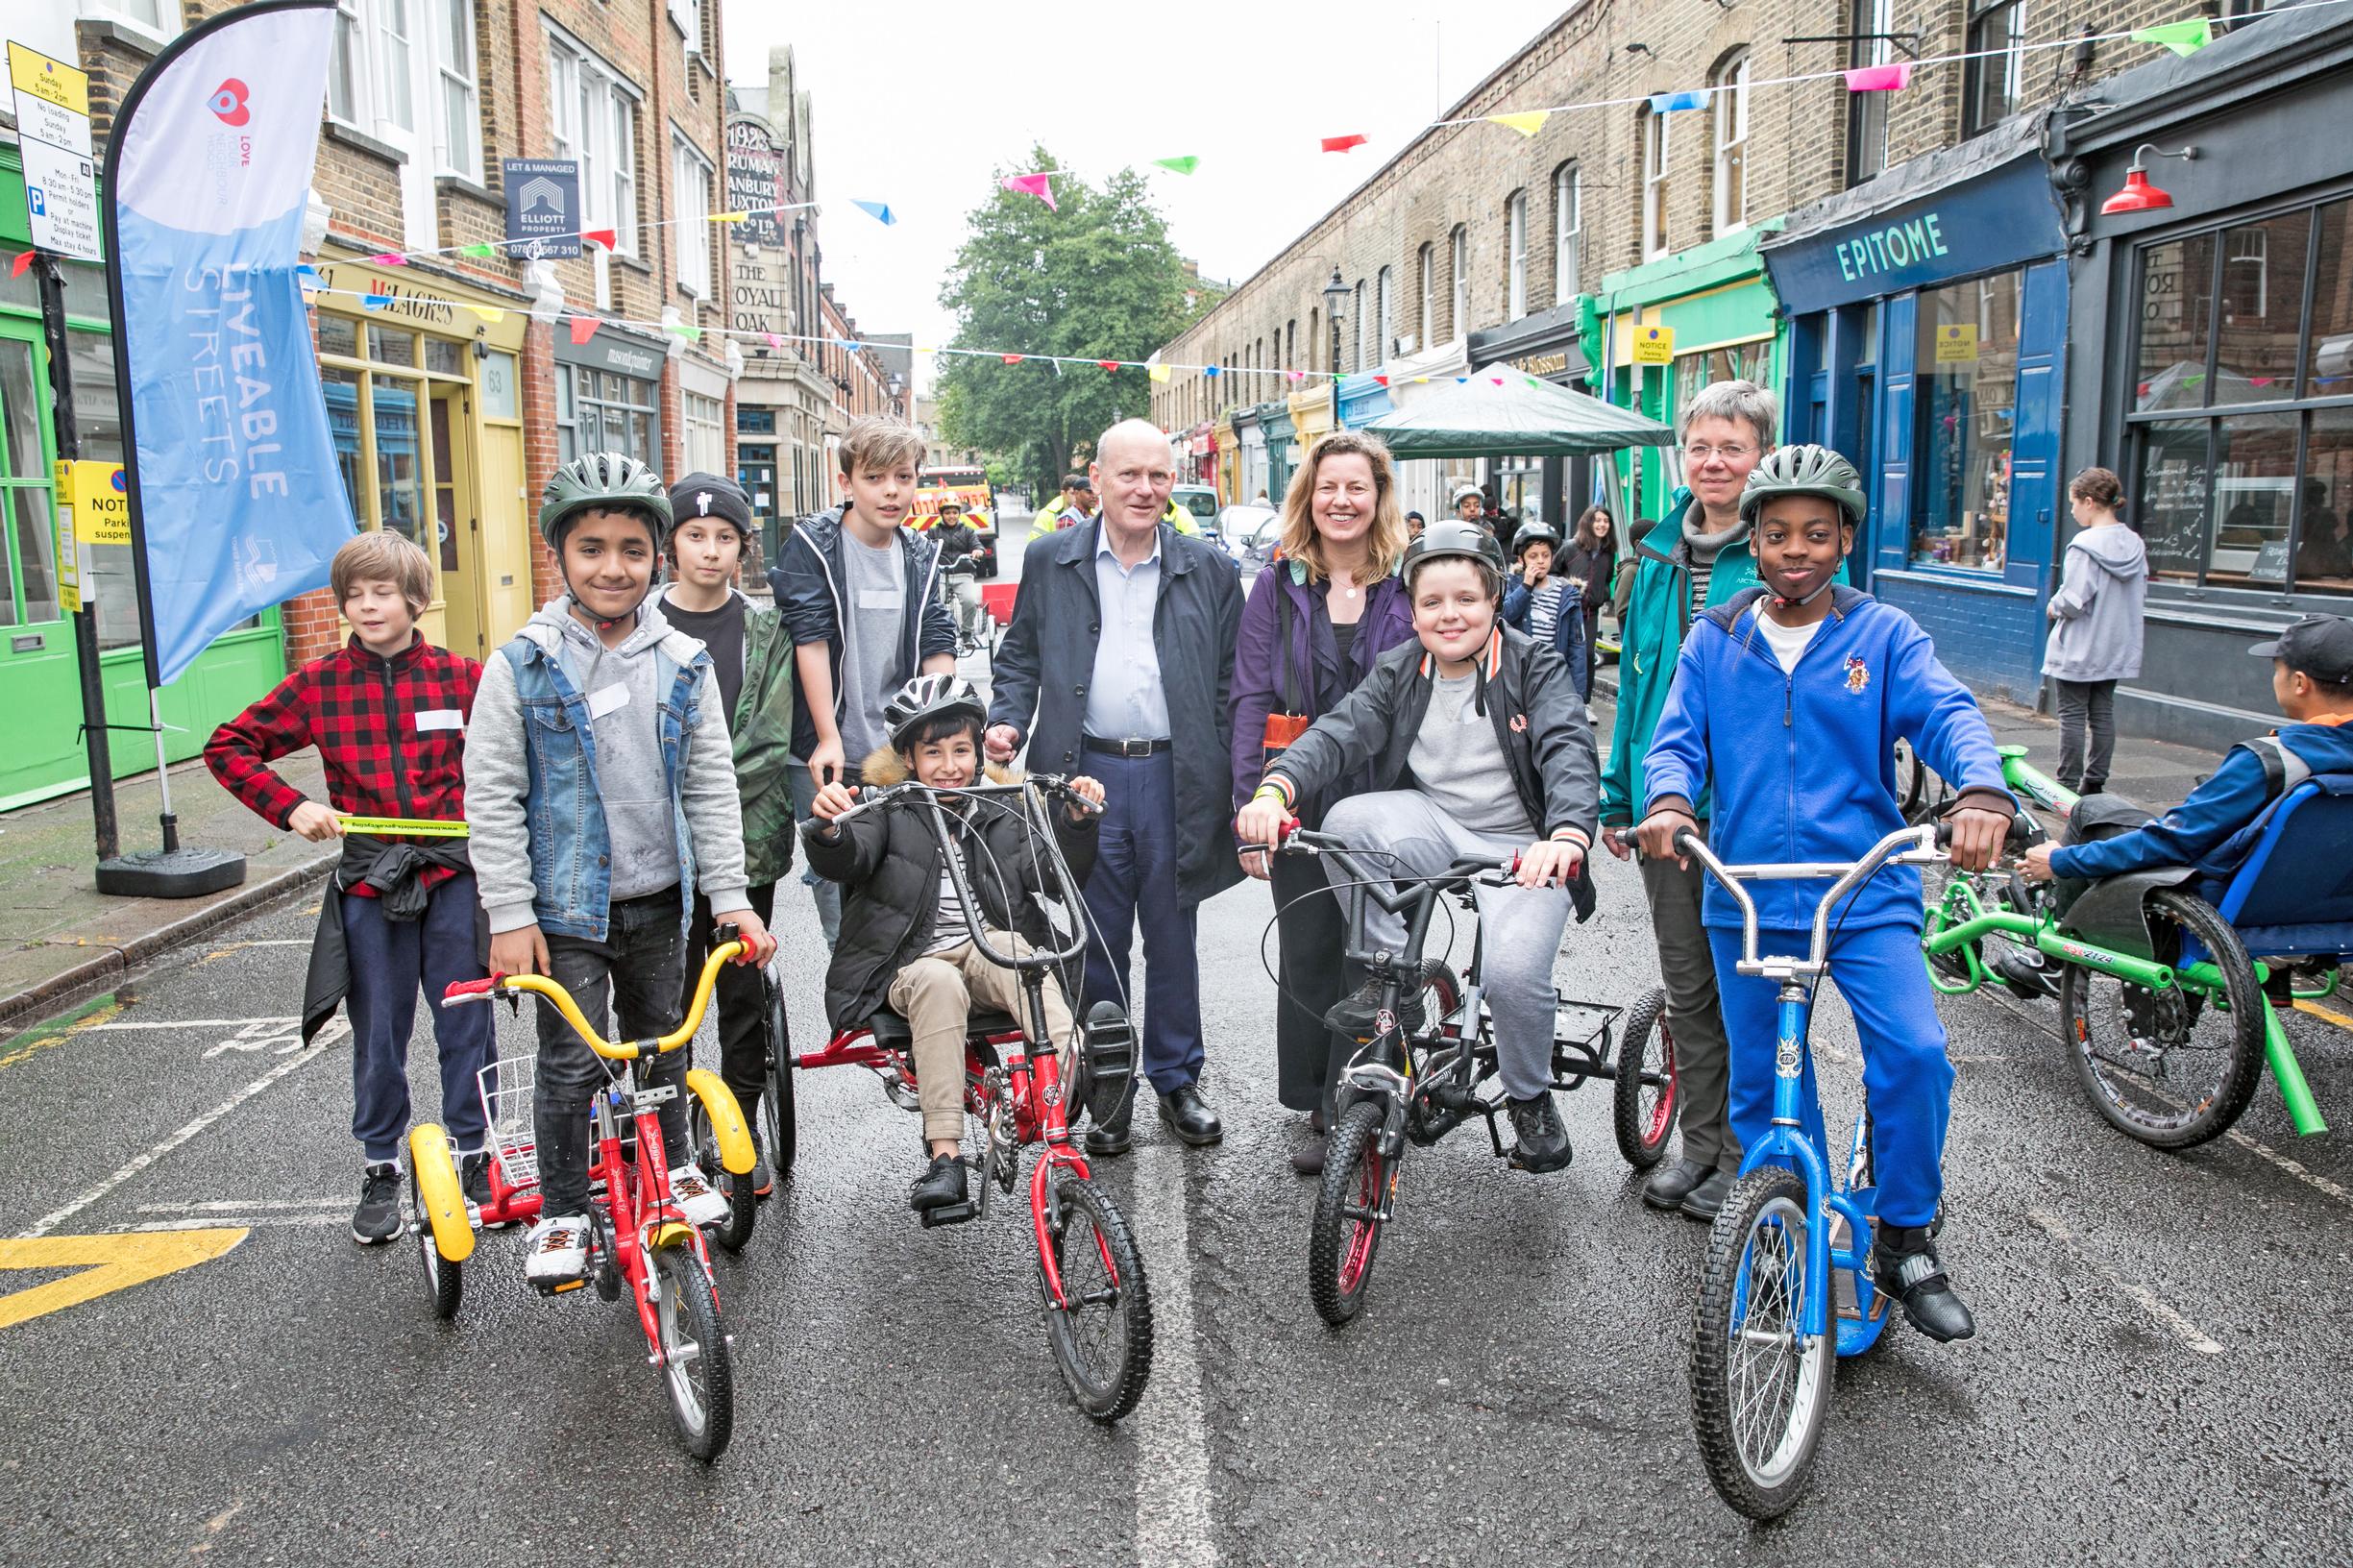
[{"left": 1763, "top": 124, "right": 2070, "bottom": 698}]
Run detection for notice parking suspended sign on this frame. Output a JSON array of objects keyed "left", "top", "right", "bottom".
[
  {"left": 1630, "top": 325, "right": 1676, "bottom": 365},
  {"left": 9, "top": 40, "right": 99, "bottom": 262},
  {"left": 56, "top": 459, "right": 130, "bottom": 545}
]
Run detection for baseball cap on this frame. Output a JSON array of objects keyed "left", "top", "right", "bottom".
[
  {"left": 666, "top": 473, "right": 753, "bottom": 539},
  {"left": 2250, "top": 615, "right": 2353, "bottom": 684}
]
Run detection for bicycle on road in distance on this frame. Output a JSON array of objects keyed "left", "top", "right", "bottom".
[
  {"left": 789, "top": 774, "right": 1155, "bottom": 1422},
  {"left": 1679, "top": 823, "right": 1948, "bottom": 1520},
  {"left": 1272, "top": 822, "right": 1676, "bottom": 1330},
  {"left": 407, "top": 932, "right": 759, "bottom": 1461}
]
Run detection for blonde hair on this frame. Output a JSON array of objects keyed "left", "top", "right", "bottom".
[
  {"left": 837, "top": 414, "right": 925, "bottom": 477},
  {"left": 1277, "top": 431, "right": 1407, "bottom": 582},
  {"left": 331, "top": 529, "right": 434, "bottom": 617}
]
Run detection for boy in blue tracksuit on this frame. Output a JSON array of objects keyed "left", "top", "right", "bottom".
[{"left": 1637, "top": 446, "right": 2014, "bottom": 1343}]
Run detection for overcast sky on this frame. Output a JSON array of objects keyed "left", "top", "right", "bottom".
[{"left": 722, "top": 0, "right": 1571, "bottom": 390}]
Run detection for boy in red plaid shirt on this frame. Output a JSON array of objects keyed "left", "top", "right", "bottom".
[{"left": 205, "top": 531, "right": 495, "bottom": 1245}]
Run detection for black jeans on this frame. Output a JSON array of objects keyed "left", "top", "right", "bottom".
[
  {"left": 2056, "top": 678, "right": 2119, "bottom": 794},
  {"left": 1269, "top": 847, "right": 1351, "bottom": 1116},
  {"left": 678, "top": 882, "right": 779, "bottom": 1118},
  {"left": 533, "top": 888, "right": 687, "bottom": 1218}
]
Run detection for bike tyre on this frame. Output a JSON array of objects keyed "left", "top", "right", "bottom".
[
  {"left": 689, "top": 1096, "right": 758, "bottom": 1254},
  {"left": 2059, "top": 890, "right": 2265, "bottom": 1150},
  {"left": 1039, "top": 1172, "right": 1154, "bottom": 1423},
  {"left": 1611, "top": 986, "right": 1679, "bottom": 1169},
  {"left": 1308, "top": 1100, "right": 1393, "bottom": 1330},
  {"left": 764, "top": 971, "right": 798, "bottom": 1180},
  {"left": 406, "top": 1161, "right": 463, "bottom": 1321},
  {"left": 651, "top": 1242, "right": 734, "bottom": 1461},
  {"left": 1690, "top": 1165, "right": 1835, "bottom": 1521}
]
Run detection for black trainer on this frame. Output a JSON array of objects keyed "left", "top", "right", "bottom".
[
  {"left": 353, "top": 1162, "right": 402, "bottom": 1245},
  {"left": 1323, "top": 979, "right": 1424, "bottom": 1041},
  {"left": 1506, "top": 1092, "right": 1573, "bottom": 1173},
  {"left": 909, "top": 1153, "right": 968, "bottom": 1213},
  {"left": 1872, "top": 1226, "right": 1977, "bottom": 1342},
  {"left": 1992, "top": 949, "right": 2058, "bottom": 1001}
]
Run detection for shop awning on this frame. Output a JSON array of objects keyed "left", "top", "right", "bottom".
[{"left": 1363, "top": 362, "right": 1675, "bottom": 457}]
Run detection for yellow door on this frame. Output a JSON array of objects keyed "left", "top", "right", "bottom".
[
  {"left": 478, "top": 419, "right": 531, "bottom": 647},
  {"left": 429, "top": 383, "right": 484, "bottom": 659}
]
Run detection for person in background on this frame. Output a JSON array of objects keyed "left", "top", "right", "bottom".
[
  {"left": 1453, "top": 484, "right": 1486, "bottom": 527},
  {"left": 1562, "top": 504, "right": 1619, "bottom": 678},
  {"left": 2294, "top": 478, "right": 2347, "bottom": 583},
  {"left": 1502, "top": 521, "right": 1589, "bottom": 702},
  {"left": 1405, "top": 509, "right": 1427, "bottom": 542},
  {"left": 1229, "top": 431, "right": 1416, "bottom": 1174},
  {"left": 1035, "top": 473, "right": 1091, "bottom": 533},
  {"left": 931, "top": 497, "right": 989, "bottom": 649},
  {"left": 2043, "top": 468, "right": 2147, "bottom": 797}
]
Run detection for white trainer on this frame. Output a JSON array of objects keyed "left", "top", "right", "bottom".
[
  {"left": 669, "top": 1163, "right": 732, "bottom": 1228},
  {"left": 523, "top": 1213, "right": 591, "bottom": 1284}
]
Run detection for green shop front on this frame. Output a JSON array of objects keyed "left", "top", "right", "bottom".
[
  {"left": 1592, "top": 226, "right": 1783, "bottom": 532},
  {"left": 0, "top": 148, "right": 283, "bottom": 808}
]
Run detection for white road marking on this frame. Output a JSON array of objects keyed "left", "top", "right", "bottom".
[
  {"left": 2027, "top": 1209, "right": 2223, "bottom": 1355},
  {"left": 18, "top": 1041, "right": 329, "bottom": 1238},
  {"left": 1130, "top": 1142, "right": 1219, "bottom": 1568},
  {"left": 128, "top": 1213, "right": 346, "bottom": 1233},
  {"left": 89, "top": 1017, "right": 300, "bottom": 1031},
  {"left": 135, "top": 1199, "right": 350, "bottom": 1213}
]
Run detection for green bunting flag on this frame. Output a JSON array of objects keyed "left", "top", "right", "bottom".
[
  {"left": 457, "top": 242, "right": 501, "bottom": 259},
  {"left": 1152, "top": 156, "right": 1200, "bottom": 175},
  {"left": 2131, "top": 18, "right": 2212, "bottom": 56}
]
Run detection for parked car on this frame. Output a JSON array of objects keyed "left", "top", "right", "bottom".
[
  {"left": 1171, "top": 484, "right": 1222, "bottom": 536},
  {"left": 1219, "top": 504, "right": 1283, "bottom": 581}
]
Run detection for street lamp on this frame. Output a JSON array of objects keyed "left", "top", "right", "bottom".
[{"left": 1323, "top": 266, "right": 1348, "bottom": 375}]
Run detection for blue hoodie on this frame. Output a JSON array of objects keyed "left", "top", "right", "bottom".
[
  {"left": 1643, "top": 585, "right": 2011, "bottom": 933},
  {"left": 2052, "top": 719, "right": 2353, "bottom": 887}
]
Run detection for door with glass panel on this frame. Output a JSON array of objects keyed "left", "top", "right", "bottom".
[{"left": 0, "top": 330, "right": 74, "bottom": 801}]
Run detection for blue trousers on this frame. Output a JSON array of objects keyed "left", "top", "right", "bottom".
[
  {"left": 1708, "top": 921, "right": 1953, "bottom": 1229},
  {"left": 1081, "top": 750, "right": 1204, "bottom": 1093},
  {"left": 345, "top": 872, "right": 495, "bottom": 1164}
]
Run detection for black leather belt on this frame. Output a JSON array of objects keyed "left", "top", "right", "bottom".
[{"left": 1083, "top": 737, "right": 1172, "bottom": 757}]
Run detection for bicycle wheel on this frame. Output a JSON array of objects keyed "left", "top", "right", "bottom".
[
  {"left": 690, "top": 1095, "right": 758, "bottom": 1254},
  {"left": 2060, "top": 891, "right": 2265, "bottom": 1149},
  {"left": 1038, "top": 1170, "right": 1154, "bottom": 1422},
  {"left": 406, "top": 1162, "right": 463, "bottom": 1321},
  {"left": 1308, "top": 1100, "right": 1394, "bottom": 1329},
  {"left": 1611, "top": 986, "right": 1679, "bottom": 1169},
  {"left": 650, "top": 1242, "right": 735, "bottom": 1461},
  {"left": 1690, "top": 1166, "right": 1835, "bottom": 1521},
  {"left": 763, "top": 972, "right": 797, "bottom": 1181}
]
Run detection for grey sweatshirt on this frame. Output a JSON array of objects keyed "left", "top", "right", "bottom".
[
  {"left": 2043, "top": 524, "right": 2147, "bottom": 683},
  {"left": 1408, "top": 671, "right": 1537, "bottom": 840},
  {"left": 468, "top": 598, "right": 750, "bottom": 936}
]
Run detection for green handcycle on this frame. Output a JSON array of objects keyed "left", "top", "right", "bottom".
[{"left": 1920, "top": 745, "right": 2339, "bottom": 1149}]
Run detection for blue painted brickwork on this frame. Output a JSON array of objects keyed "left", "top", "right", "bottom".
[{"left": 1872, "top": 574, "right": 2045, "bottom": 699}]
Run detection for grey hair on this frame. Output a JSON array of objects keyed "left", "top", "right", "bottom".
[{"left": 1679, "top": 379, "right": 1779, "bottom": 448}]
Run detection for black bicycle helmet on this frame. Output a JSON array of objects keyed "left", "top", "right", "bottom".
[
  {"left": 540, "top": 453, "right": 673, "bottom": 553},
  {"left": 1738, "top": 444, "right": 1868, "bottom": 528},
  {"left": 1401, "top": 518, "right": 1508, "bottom": 591},
  {"left": 1511, "top": 523, "right": 1563, "bottom": 559},
  {"left": 884, "top": 673, "right": 987, "bottom": 750}
]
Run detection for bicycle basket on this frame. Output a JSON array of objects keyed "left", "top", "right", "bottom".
[{"left": 478, "top": 1054, "right": 541, "bottom": 1189}]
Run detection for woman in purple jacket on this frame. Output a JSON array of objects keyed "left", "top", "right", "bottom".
[{"left": 1230, "top": 431, "right": 1417, "bottom": 1173}]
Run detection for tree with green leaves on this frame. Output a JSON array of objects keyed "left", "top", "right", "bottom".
[{"left": 937, "top": 149, "right": 1205, "bottom": 495}]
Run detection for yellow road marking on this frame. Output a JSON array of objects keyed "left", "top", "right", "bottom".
[
  {"left": 2293, "top": 998, "right": 2353, "bottom": 1034},
  {"left": 0, "top": 1228, "right": 247, "bottom": 1331},
  {"left": 0, "top": 999, "right": 123, "bottom": 1073}
]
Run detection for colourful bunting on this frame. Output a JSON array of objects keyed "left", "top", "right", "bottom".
[
  {"left": 368, "top": 253, "right": 407, "bottom": 266},
  {"left": 9, "top": 250, "right": 33, "bottom": 279},
  {"left": 363, "top": 293, "right": 392, "bottom": 311},
  {"left": 1001, "top": 354, "right": 1024, "bottom": 364},
  {"left": 1287, "top": 370, "right": 1306, "bottom": 382},
  {"left": 1488, "top": 110, "right": 1551, "bottom": 137},
  {"left": 458, "top": 242, "right": 501, "bottom": 259},
  {"left": 851, "top": 200, "right": 896, "bottom": 225},
  {"left": 1203, "top": 365, "right": 1221, "bottom": 378},
  {"left": 1648, "top": 90, "right": 1708, "bottom": 112},
  {"left": 1320, "top": 135, "right": 1368, "bottom": 153},
  {"left": 466, "top": 305, "right": 504, "bottom": 324},
  {"left": 1374, "top": 376, "right": 1390, "bottom": 387},
  {"left": 2132, "top": 18, "right": 2213, "bottom": 56},
  {"left": 1001, "top": 172, "right": 1057, "bottom": 210},
  {"left": 764, "top": 332, "right": 784, "bottom": 349},
  {"left": 1843, "top": 62, "right": 1913, "bottom": 92},
  {"left": 1152, "top": 157, "right": 1201, "bottom": 175},
  {"left": 582, "top": 228, "right": 617, "bottom": 251},
  {"left": 1148, "top": 364, "right": 1171, "bottom": 383},
  {"left": 568, "top": 315, "right": 601, "bottom": 346},
  {"left": 712, "top": 211, "right": 749, "bottom": 224},
  {"left": 842, "top": 339, "right": 861, "bottom": 352},
  {"left": 1097, "top": 360, "right": 1121, "bottom": 371}
]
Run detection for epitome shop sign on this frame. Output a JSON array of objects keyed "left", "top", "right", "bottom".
[{"left": 1761, "top": 156, "right": 2066, "bottom": 315}]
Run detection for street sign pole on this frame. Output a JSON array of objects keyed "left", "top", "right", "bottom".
[{"left": 35, "top": 254, "right": 116, "bottom": 861}]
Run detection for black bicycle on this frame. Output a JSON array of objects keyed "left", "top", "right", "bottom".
[
  {"left": 1275, "top": 825, "right": 1676, "bottom": 1328},
  {"left": 688, "top": 962, "right": 796, "bottom": 1253}
]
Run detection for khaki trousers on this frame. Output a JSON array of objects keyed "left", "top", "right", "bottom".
[{"left": 886, "top": 930, "right": 1075, "bottom": 1142}]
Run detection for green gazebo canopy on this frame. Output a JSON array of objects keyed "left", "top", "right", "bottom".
[{"left": 1365, "top": 362, "right": 1676, "bottom": 457}]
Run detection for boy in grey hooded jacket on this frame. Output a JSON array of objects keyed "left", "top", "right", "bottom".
[{"left": 2044, "top": 468, "right": 2148, "bottom": 796}]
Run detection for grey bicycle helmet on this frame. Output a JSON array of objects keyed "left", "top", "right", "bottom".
[
  {"left": 885, "top": 673, "right": 987, "bottom": 749},
  {"left": 539, "top": 452, "right": 673, "bottom": 553},
  {"left": 1401, "top": 517, "right": 1508, "bottom": 591},
  {"left": 1511, "top": 522, "right": 1562, "bottom": 559},
  {"left": 1738, "top": 444, "right": 1868, "bottom": 528}
]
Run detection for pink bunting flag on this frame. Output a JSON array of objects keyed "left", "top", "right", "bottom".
[
  {"left": 568, "top": 315, "right": 601, "bottom": 346},
  {"left": 764, "top": 332, "right": 785, "bottom": 349},
  {"left": 1843, "top": 62, "right": 1912, "bottom": 92},
  {"left": 1286, "top": 370, "right": 1305, "bottom": 383},
  {"left": 1001, "top": 173, "right": 1056, "bottom": 210},
  {"left": 368, "top": 253, "right": 407, "bottom": 266}
]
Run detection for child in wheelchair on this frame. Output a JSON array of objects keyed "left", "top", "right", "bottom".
[{"left": 803, "top": 674, "right": 1105, "bottom": 1213}]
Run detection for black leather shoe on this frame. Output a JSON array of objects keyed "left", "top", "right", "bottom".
[
  {"left": 1643, "top": 1157, "right": 1710, "bottom": 1210},
  {"left": 1873, "top": 1226, "right": 1977, "bottom": 1342},
  {"left": 1085, "top": 1096, "right": 1132, "bottom": 1157},
  {"left": 1679, "top": 1167, "right": 1734, "bottom": 1221},
  {"left": 1289, "top": 1136, "right": 1326, "bottom": 1176},
  {"left": 1507, "top": 1092, "right": 1573, "bottom": 1173},
  {"left": 1158, "top": 1084, "right": 1224, "bottom": 1146},
  {"left": 909, "top": 1153, "right": 968, "bottom": 1213}
]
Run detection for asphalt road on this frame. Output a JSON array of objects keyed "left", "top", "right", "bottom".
[{"left": 4, "top": 517, "right": 2352, "bottom": 1564}]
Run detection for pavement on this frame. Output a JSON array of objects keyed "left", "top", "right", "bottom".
[{"left": 6, "top": 520, "right": 2351, "bottom": 1562}]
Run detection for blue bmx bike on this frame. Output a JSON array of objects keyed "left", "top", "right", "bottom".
[{"left": 1678, "top": 822, "right": 1948, "bottom": 1520}]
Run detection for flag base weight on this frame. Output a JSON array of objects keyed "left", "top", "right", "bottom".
[{"left": 95, "top": 847, "right": 247, "bottom": 900}]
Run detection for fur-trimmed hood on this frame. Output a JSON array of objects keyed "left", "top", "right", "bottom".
[{"left": 856, "top": 745, "right": 1022, "bottom": 790}]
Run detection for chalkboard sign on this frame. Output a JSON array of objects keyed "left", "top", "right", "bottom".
[{"left": 2250, "top": 538, "right": 2292, "bottom": 584}]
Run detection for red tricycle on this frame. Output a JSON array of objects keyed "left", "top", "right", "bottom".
[{"left": 407, "top": 935, "right": 757, "bottom": 1461}]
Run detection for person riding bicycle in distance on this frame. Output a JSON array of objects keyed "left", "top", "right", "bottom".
[
  {"left": 803, "top": 674, "right": 1109, "bottom": 1214},
  {"left": 1236, "top": 520, "right": 1600, "bottom": 1173},
  {"left": 1634, "top": 445, "right": 2012, "bottom": 1343}
]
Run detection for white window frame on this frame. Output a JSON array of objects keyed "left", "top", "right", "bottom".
[
  {"left": 683, "top": 390, "right": 726, "bottom": 475},
  {"left": 1376, "top": 266, "right": 1394, "bottom": 362},
  {"left": 672, "top": 130, "right": 715, "bottom": 300},
  {"left": 545, "top": 24, "right": 642, "bottom": 257},
  {"left": 1712, "top": 53, "right": 1751, "bottom": 234},
  {"left": 1450, "top": 225, "right": 1468, "bottom": 337},
  {"left": 1352, "top": 280, "right": 1364, "bottom": 370},
  {"left": 1554, "top": 163, "right": 1582, "bottom": 302},
  {"left": 325, "top": 0, "right": 479, "bottom": 182},
  {"left": 1417, "top": 244, "right": 1434, "bottom": 348},
  {"left": 1507, "top": 189, "right": 1528, "bottom": 319},
  {"left": 1642, "top": 108, "right": 1670, "bottom": 260},
  {"left": 433, "top": 0, "right": 481, "bottom": 181}
]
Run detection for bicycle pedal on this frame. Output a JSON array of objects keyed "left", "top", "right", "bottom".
[
  {"left": 918, "top": 1201, "right": 979, "bottom": 1229},
  {"left": 535, "top": 1277, "right": 586, "bottom": 1296}
]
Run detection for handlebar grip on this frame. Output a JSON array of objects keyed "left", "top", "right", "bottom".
[
  {"left": 1933, "top": 820, "right": 1955, "bottom": 849},
  {"left": 715, "top": 920, "right": 740, "bottom": 945},
  {"left": 442, "top": 975, "right": 502, "bottom": 1003}
]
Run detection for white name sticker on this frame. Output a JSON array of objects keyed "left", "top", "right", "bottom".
[
  {"left": 414, "top": 709, "right": 464, "bottom": 732},
  {"left": 857, "top": 588, "right": 903, "bottom": 612},
  {"left": 586, "top": 684, "right": 630, "bottom": 720}
]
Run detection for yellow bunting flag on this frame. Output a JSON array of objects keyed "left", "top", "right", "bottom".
[
  {"left": 1489, "top": 110, "right": 1551, "bottom": 138},
  {"left": 713, "top": 211, "right": 749, "bottom": 223},
  {"left": 1147, "top": 363, "right": 1171, "bottom": 383},
  {"left": 465, "top": 305, "right": 503, "bottom": 323}
]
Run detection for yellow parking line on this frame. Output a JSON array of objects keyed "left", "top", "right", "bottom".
[
  {"left": 2293, "top": 998, "right": 2353, "bottom": 1034},
  {"left": 0, "top": 999, "right": 124, "bottom": 1073}
]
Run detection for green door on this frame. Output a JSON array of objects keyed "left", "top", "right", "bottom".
[{"left": 0, "top": 321, "right": 82, "bottom": 804}]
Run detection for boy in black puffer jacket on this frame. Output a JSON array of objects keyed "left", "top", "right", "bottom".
[{"left": 803, "top": 674, "right": 1104, "bottom": 1213}]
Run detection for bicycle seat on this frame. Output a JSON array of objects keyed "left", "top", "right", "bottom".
[{"left": 867, "top": 1008, "right": 1023, "bottom": 1048}]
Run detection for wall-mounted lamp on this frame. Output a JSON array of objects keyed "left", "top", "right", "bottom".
[{"left": 2101, "top": 143, "right": 2197, "bottom": 215}]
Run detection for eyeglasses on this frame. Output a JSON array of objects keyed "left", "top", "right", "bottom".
[{"left": 1682, "top": 443, "right": 1758, "bottom": 463}]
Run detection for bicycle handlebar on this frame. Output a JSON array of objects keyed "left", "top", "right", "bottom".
[
  {"left": 828, "top": 773, "right": 1103, "bottom": 826},
  {"left": 1276, "top": 820, "right": 1522, "bottom": 912},
  {"left": 1677, "top": 823, "right": 1944, "bottom": 979},
  {"left": 442, "top": 934, "right": 748, "bottom": 1059}
]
